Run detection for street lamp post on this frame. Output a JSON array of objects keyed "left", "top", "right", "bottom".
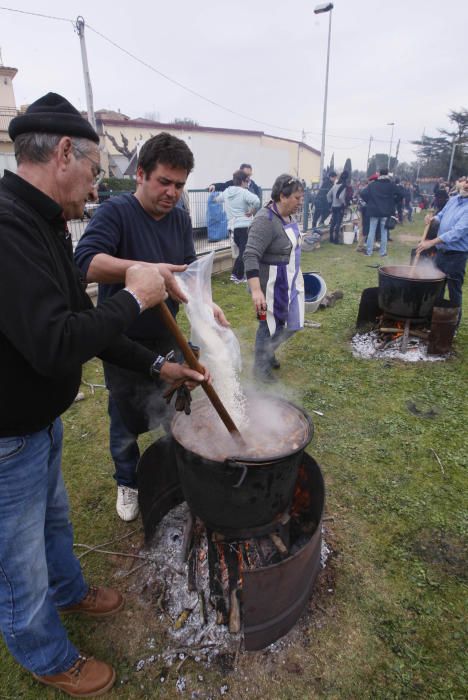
[
  {"left": 314, "top": 2, "right": 334, "bottom": 184},
  {"left": 387, "top": 122, "right": 395, "bottom": 170}
]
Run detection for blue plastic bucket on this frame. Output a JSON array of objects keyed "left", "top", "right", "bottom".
[{"left": 303, "top": 272, "right": 327, "bottom": 313}]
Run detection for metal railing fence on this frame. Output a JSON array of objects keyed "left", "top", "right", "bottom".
[
  {"left": 0, "top": 107, "right": 17, "bottom": 132},
  {"left": 70, "top": 188, "right": 280, "bottom": 256}
]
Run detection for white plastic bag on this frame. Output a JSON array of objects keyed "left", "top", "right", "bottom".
[{"left": 176, "top": 252, "right": 246, "bottom": 427}]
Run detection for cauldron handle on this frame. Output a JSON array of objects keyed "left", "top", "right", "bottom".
[{"left": 224, "top": 459, "right": 248, "bottom": 489}]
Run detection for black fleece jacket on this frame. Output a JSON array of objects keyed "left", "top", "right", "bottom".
[
  {"left": 0, "top": 171, "right": 157, "bottom": 437},
  {"left": 360, "top": 177, "right": 398, "bottom": 218}
]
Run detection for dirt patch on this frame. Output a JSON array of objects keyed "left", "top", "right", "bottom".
[
  {"left": 411, "top": 529, "right": 467, "bottom": 580},
  {"left": 397, "top": 233, "right": 421, "bottom": 243}
]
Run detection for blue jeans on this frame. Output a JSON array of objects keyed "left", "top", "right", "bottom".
[
  {"left": 108, "top": 395, "right": 140, "bottom": 488},
  {"left": 367, "top": 217, "right": 388, "bottom": 256},
  {"left": 108, "top": 394, "right": 173, "bottom": 488},
  {"left": 254, "top": 320, "right": 296, "bottom": 373},
  {"left": 0, "top": 418, "right": 87, "bottom": 675},
  {"left": 435, "top": 249, "right": 468, "bottom": 326}
]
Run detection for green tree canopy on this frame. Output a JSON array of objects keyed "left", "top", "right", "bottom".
[{"left": 412, "top": 109, "right": 468, "bottom": 180}]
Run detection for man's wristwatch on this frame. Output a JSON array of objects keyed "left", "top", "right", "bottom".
[{"left": 150, "top": 350, "right": 175, "bottom": 379}]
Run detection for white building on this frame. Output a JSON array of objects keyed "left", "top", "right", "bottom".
[
  {"left": 99, "top": 116, "right": 321, "bottom": 189},
  {"left": 0, "top": 54, "right": 18, "bottom": 175}
]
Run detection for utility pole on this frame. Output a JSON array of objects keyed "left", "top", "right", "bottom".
[
  {"left": 366, "top": 135, "right": 373, "bottom": 173},
  {"left": 387, "top": 122, "right": 395, "bottom": 169},
  {"left": 447, "top": 135, "right": 457, "bottom": 183},
  {"left": 415, "top": 127, "right": 425, "bottom": 182},
  {"left": 314, "top": 3, "right": 334, "bottom": 185},
  {"left": 394, "top": 138, "right": 400, "bottom": 166},
  {"left": 75, "top": 16, "right": 96, "bottom": 131}
]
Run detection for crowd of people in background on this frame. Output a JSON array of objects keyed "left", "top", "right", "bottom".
[{"left": 304, "top": 169, "right": 468, "bottom": 253}]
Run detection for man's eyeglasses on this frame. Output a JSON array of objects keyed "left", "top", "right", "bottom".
[{"left": 73, "top": 144, "right": 105, "bottom": 187}]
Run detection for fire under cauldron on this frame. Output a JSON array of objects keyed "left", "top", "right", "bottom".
[
  {"left": 137, "top": 398, "right": 325, "bottom": 650},
  {"left": 378, "top": 264, "right": 446, "bottom": 321},
  {"left": 356, "top": 263, "right": 458, "bottom": 355}
]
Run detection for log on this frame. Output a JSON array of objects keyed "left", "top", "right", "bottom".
[
  {"left": 180, "top": 512, "right": 194, "bottom": 564},
  {"left": 228, "top": 589, "right": 241, "bottom": 634},
  {"left": 270, "top": 533, "right": 289, "bottom": 556}
]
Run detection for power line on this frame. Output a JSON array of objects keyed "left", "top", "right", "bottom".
[
  {"left": 85, "top": 22, "right": 300, "bottom": 134},
  {"left": 0, "top": 5, "right": 72, "bottom": 24},
  {"left": 0, "top": 5, "right": 301, "bottom": 134}
]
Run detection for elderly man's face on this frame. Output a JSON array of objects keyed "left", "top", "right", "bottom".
[{"left": 61, "top": 142, "right": 100, "bottom": 220}]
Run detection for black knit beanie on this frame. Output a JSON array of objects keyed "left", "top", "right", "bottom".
[{"left": 9, "top": 92, "right": 99, "bottom": 144}]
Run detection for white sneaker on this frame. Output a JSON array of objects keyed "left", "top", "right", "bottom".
[{"left": 116, "top": 486, "right": 139, "bottom": 521}]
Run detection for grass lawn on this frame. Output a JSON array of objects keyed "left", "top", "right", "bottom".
[{"left": 1, "top": 214, "right": 466, "bottom": 699}]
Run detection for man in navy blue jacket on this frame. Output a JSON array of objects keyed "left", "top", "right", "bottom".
[{"left": 75, "top": 133, "right": 228, "bottom": 522}]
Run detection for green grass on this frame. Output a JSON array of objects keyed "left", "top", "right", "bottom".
[{"left": 1, "top": 214, "right": 466, "bottom": 699}]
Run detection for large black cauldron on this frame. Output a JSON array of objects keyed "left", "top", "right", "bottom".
[
  {"left": 378, "top": 265, "right": 446, "bottom": 320},
  {"left": 171, "top": 398, "right": 313, "bottom": 534}
]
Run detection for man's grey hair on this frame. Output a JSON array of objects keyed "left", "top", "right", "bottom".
[{"left": 14, "top": 132, "right": 95, "bottom": 165}]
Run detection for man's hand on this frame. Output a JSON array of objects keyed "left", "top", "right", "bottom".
[
  {"left": 153, "top": 263, "right": 188, "bottom": 303},
  {"left": 160, "top": 361, "right": 211, "bottom": 389},
  {"left": 416, "top": 237, "right": 440, "bottom": 255},
  {"left": 125, "top": 264, "right": 166, "bottom": 310},
  {"left": 212, "top": 302, "right": 230, "bottom": 327}
]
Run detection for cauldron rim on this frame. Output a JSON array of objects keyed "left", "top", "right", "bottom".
[{"left": 378, "top": 264, "right": 446, "bottom": 282}]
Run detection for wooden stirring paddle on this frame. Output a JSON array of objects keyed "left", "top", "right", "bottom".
[
  {"left": 157, "top": 301, "right": 245, "bottom": 446},
  {"left": 411, "top": 218, "right": 432, "bottom": 274}
]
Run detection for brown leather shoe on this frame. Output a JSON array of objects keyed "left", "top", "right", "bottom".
[
  {"left": 33, "top": 655, "right": 115, "bottom": 697},
  {"left": 60, "top": 586, "right": 124, "bottom": 617}
]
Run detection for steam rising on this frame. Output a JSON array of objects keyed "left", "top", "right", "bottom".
[{"left": 172, "top": 396, "right": 311, "bottom": 461}]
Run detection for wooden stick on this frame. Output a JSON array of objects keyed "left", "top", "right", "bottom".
[
  {"left": 411, "top": 219, "right": 431, "bottom": 271},
  {"left": 180, "top": 511, "right": 194, "bottom": 564},
  {"left": 430, "top": 448, "right": 445, "bottom": 475},
  {"left": 269, "top": 533, "right": 289, "bottom": 556},
  {"left": 157, "top": 302, "right": 245, "bottom": 445},
  {"left": 400, "top": 319, "right": 411, "bottom": 353},
  {"left": 228, "top": 589, "right": 241, "bottom": 634}
]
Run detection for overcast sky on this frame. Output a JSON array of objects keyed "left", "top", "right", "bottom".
[{"left": 1, "top": 0, "right": 466, "bottom": 172}]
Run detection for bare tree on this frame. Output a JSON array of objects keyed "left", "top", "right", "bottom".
[{"left": 105, "top": 131, "right": 136, "bottom": 160}]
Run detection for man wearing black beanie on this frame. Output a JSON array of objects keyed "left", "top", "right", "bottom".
[{"left": 0, "top": 93, "right": 207, "bottom": 697}]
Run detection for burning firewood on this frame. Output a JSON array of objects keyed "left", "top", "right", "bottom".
[
  {"left": 270, "top": 533, "right": 289, "bottom": 557},
  {"left": 198, "top": 591, "right": 207, "bottom": 626},
  {"left": 206, "top": 532, "right": 228, "bottom": 624},
  {"left": 180, "top": 511, "right": 194, "bottom": 563},
  {"left": 174, "top": 607, "right": 193, "bottom": 630},
  {"left": 228, "top": 590, "right": 241, "bottom": 634}
]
